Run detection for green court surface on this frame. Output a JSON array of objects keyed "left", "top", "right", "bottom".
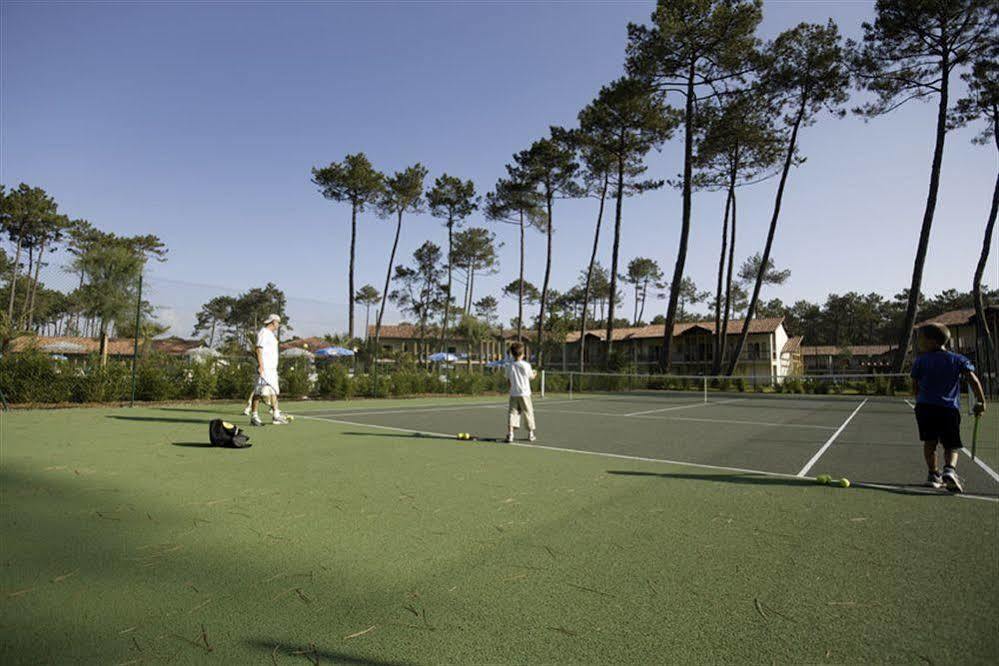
[{"left": 2, "top": 394, "right": 997, "bottom": 664}]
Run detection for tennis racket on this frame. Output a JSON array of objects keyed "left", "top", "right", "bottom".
[{"left": 972, "top": 414, "right": 980, "bottom": 462}]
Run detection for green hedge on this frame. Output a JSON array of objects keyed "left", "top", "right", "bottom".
[{"left": 0, "top": 352, "right": 912, "bottom": 405}]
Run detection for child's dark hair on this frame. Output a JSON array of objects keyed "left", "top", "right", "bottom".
[
  {"left": 509, "top": 341, "right": 525, "bottom": 358},
  {"left": 919, "top": 322, "right": 950, "bottom": 347}
]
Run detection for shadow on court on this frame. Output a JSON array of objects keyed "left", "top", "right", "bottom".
[
  {"left": 340, "top": 431, "right": 505, "bottom": 443},
  {"left": 607, "top": 469, "right": 814, "bottom": 488},
  {"left": 171, "top": 441, "right": 215, "bottom": 448},
  {"left": 608, "top": 470, "right": 995, "bottom": 499},
  {"left": 107, "top": 415, "right": 206, "bottom": 424},
  {"left": 246, "top": 640, "right": 412, "bottom": 666}
]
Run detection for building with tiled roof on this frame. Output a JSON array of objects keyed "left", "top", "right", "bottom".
[
  {"left": 560, "top": 317, "right": 796, "bottom": 379},
  {"left": 366, "top": 324, "right": 512, "bottom": 363},
  {"left": 915, "top": 306, "right": 998, "bottom": 387},
  {"left": 801, "top": 344, "right": 896, "bottom": 374},
  {"left": 9, "top": 335, "right": 202, "bottom": 358}
]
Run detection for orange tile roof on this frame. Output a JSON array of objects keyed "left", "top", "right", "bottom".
[
  {"left": 801, "top": 344, "right": 894, "bottom": 357},
  {"left": 782, "top": 336, "right": 804, "bottom": 354},
  {"left": 564, "top": 317, "right": 785, "bottom": 343},
  {"left": 368, "top": 324, "right": 527, "bottom": 341},
  {"left": 280, "top": 336, "right": 329, "bottom": 351},
  {"left": 9, "top": 335, "right": 201, "bottom": 356},
  {"left": 917, "top": 305, "right": 999, "bottom": 328}
]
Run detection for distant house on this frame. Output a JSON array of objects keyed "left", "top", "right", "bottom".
[
  {"left": 562, "top": 317, "right": 800, "bottom": 380},
  {"left": 801, "top": 344, "right": 896, "bottom": 375},
  {"left": 9, "top": 335, "right": 202, "bottom": 358},
  {"left": 367, "top": 324, "right": 528, "bottom": 362},
  {"left": 916, "top": 306, "right": 998, "bottom": 359},
  {"left": 916, "top": 306, "right": 998, "bottom": 391},
  {"left": 280, "top": 336, "right": 330, "bottom": 352}
]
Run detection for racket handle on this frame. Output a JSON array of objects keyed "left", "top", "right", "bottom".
[{"left": 971, "top": 415, "right": 980, "bottom": 461}]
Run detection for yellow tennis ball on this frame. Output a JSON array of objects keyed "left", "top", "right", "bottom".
[
  {"left": 816, "top": 474, "right": 831, "bottom": 485},
  {"left": 838, "top": 478, "right": 850, "bottom": 488}
]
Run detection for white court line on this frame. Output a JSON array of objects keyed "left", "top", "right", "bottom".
[
  {"left": 304, "top": 397, "right": 576, "bottom": 419},
  {"left": 900, "top": 402, "right": 999, "bottom": 483},
  {"left": 538, "top": 408, "right": 837, "bottom": 431},
  {"left": 297, "top": 414, "right": 455, "bottom": 438},
  {"left": 962, "top": 438, "right": 999, "bottom": 483},
  {"left": 298, "top": 414, "right": 998, "bottom": 504},
  {"left": 624, "top": 398, "right": 745, "bottom": 417},
  {"left": 904, "top": 399, "right": 915, "bottom": 408},
  {"left": 796, "top": 399, "right": 868, "bottom": 477}
]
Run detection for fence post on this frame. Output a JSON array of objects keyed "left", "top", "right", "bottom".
[{"left": 129, "top": 273, "right": 143, "bottom": 407}]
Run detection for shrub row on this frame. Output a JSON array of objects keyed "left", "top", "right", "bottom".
[{"left": 0, "top": 352, "right": 519, "bottom": 404}]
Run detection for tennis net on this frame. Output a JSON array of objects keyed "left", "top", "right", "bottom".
[{"left": 540, "top": 371, "right": 921, "bottom": 410}]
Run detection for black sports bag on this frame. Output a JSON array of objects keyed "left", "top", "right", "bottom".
[{"left": 209, "top": 419, "right": 252, "bottom": 448}]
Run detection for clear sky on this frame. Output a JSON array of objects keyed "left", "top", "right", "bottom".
[{"left": 2, "top": 1, "right": 995, "bottom": 337}]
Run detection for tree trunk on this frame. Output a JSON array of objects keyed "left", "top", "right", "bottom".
[
  {"left": 375, "top": 210, "right": 404, "bottom": 350},
  {"left": 517, "top": 211, "right": 525, "bottom": 340},
  {"left": 891, "top": 58, "right": 951, "bottom": 372},
  {"left": 606, "top": 153, "right": 626, "bottom": 362},
  {"left": 712, "top": 179, "right": 735, "bottom": 374},
  {"left": 348, "top": 203, "right": 357, "bottom": 340},
  {"left": 468, "top": 266, "right": 476, "bottom": 314},
  {"left": 441, "top": 217, "right": 454, "bottom": 353},
  {"left": 579, "top": 174, "right": 609, "bottom": 372},
  {"left": 99, "top": 325, "right": 109, "bottom": 367},
  {"left": 20, "top": 245, "right": 35, "bottom": 329},
  {"left": 633, "top": 284, "right": 640, "bottom": 326},
  {"left": 661, "top": 64, "right": 697, "bottom": 373},
  {"left": 720, "top": 187, "right": 738, "bottom": 373},
  {"left": 728, "top": 101, "right": 805, "bottom": 376},
  {"left": 209, "top": 320, "right": 216, "bottom": 348},
  {"left": 461, "top": 265, "right": 471, "bottom": 315},
  {"left": 638, "top": 283, "right": 648, "bottom": 325},
  {"left": 972, "top": 160, "right": 998, "bottom": 384},
  {"left": 25, "top": 237, "right": 48, "bottom": 330},
  {"left": 6, "top": 231, "right": 24, "bottom": 325},
  {"left": 536, "top": 189, "right": 554, "bottom": 368}
]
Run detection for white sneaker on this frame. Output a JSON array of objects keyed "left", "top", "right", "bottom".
[
  {"left": 505, "top": 433, "right": 514, "bottom": 443},
  {"left": 250, "top": 415, "right": 263, "bottom": 427},
  {"left": 528, "top": 431, "right": 537, "bottom": 442},
  {"left": 242, "top": 405, "right": 252, "bottom": 416},
  {"left": 942, "top": 467, "right": 963, "bottom": 493},
  {"left": 272, "top": 414, "right": 290, "bottom": 425}
]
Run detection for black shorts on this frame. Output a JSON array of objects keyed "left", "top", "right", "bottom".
[{"left": 914, "top": 403, "right": 962, "bottom": 449}]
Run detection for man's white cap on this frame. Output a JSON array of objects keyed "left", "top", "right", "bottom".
[{"left": 263, "top": 314, "right": 282, "bottom": 325}]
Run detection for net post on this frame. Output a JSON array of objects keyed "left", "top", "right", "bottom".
[
  {"left": 541, "top": 370, "right": 546, "bottom": 399},
  {"left": 569, "top": 371, "right": 574, "bottom": 400},
  {"left": 703, "top": 376, "right": 708, "bottom": 403}
]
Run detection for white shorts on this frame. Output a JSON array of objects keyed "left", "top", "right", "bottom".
[{"left": 254, "top": 370, "right": 280, "bottom": 397}]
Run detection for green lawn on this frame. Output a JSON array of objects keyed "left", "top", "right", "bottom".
[{"left": 2, "top": 400, "right": 997, "bottom": 664}]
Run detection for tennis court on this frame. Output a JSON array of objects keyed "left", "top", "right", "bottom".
[
  {"left": 296, "top": 380, "right": 999, "bottom": 500},
  {"left": 3, "top": 388, "right": 997, "bottom": 664}
]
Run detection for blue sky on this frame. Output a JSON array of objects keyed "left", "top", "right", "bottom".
[{"left": 2, "top": 1, "right": 995, "bottom": 337}]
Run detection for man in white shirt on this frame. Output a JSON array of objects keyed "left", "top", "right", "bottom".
[
  {"left": 250, "top": 314, "right": 289, "bottom": 426},
  {"left": 504, "top": 341, "right": 537, "bottom": 443}
]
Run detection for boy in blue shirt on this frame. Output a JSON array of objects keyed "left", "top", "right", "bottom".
[{"left": 911, "top": 323, "right": 986, "bottom": 493}]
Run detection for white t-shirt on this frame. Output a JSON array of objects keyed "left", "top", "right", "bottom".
[
  {"left": 505, "top": 359, "right": 534, "bottom": 397},
  {"left": 256, "top": 327, "right": 279, "bottom": 373}
]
